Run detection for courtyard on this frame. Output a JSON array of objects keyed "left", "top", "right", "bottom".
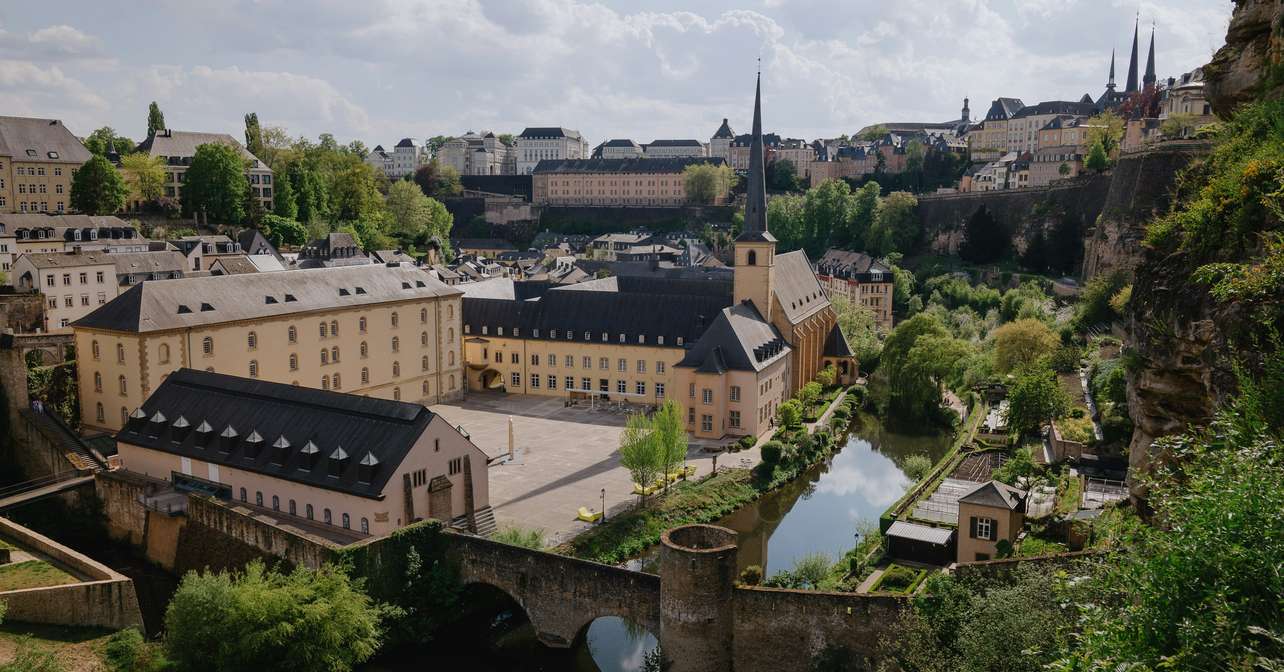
[{"left": 430, "top": 393, "right": 762, "bottom": 545}]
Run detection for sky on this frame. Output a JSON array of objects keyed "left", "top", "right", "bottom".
[{"left": 0, "top": 1, "right": 1233, "bottom": 149}]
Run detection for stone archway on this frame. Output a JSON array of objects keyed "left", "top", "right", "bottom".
[{"left": 572, "top": 614, "right": 660, "bottom": 671}]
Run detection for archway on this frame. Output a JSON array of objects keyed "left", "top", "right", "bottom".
[
  {"left": 480, "top": 369, "right": 506, "bottom": 392},
  {"left": 572, "top": 615, "right": 660, "bottom": 672}
]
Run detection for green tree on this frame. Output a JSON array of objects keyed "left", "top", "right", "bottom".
[
  {"left": 261, "top": 215, "right": 307, "bottom": 247},
  {"left": 766, "top": 159, "right": 801, "bottom": 192},
  {"left": 1085, "top": 140, "right": 1110, "bottom": 172},
  {"left": 993, "top": 319, "right": 1058, "bottom": 373},
  {"left": 182, "top": 143, "right": 248, "bottom": 223},
  {"left": 766, "top": 193, "right": 806, "bottom": 252},
  {"left": 879, "top": 314, "right": 960, "bottom": 423},
  {"left": 164, "top": 560, "right": 383, "bottom": 672},
  {"left": 1005, "top": 365, "right": 1070, "bottom": 435},
  {"left": 146, "top": 101, "right": 165, "bottom": 136},
  {"left": 69, "top": 155, "right": 128, "bottom": 215},
  {"left": 119, "top": 152, "right": 166, "bottom": 204},
  {"left": 683, "top": 162, "right": 734, "bottom": 204},
  {"left": 857, "top": 125, "right": 888, "bottom": 142},
  {"left": 244, "top": 112, "right": 264, "bottom": 159},
  {"left": 1058, "top": 162, "right": 1071, "bottom": 176},
  {"left": 846, "top": 181, "right": 880, "bottom": 249},
  {"left": 272, "top": 170, "right": 298, "bottom": 219},
  {"left": 426, "top": 135, "right": 451, "bottom": 155},
  {"left": 413, "top": 160, "right": 462, "bottom": 200},
  {"left": 799, "top": 381, "right": 823, "bottom": 411},
  {"left": 776, "top": 399, "right": 803, "bottom": 429},
  {"left": 385, "top": 181, "right": 453, "bottom": 253},
  {"left": 653, "top": 399, "right": 687, "bottom": 487},
  {"left": 619, "top": 411, "right": 663, "bottom": 502},
  {"left": 801, "top": 179, "right": 853, "bottom": 255},
  {"left": 84, "top": 127, "right": 136, "bottom": 157},
  {"left": 832, "top": 295, "right": 881, "bottom": 368},
  {"left": 289, "top": 164, "right": 328, "bottom": 224},
  {"left": 866, "top": 191, "right": 918, "bottom": 256},
  {"left": 330, "top": 162, "right": 382, "bottom": 221},
  {"left": 497, "top": 133, "right": 515, "bottom": 147},
  {"left": 1085, "top": 111, "right": 1125, "bottom": 156}
]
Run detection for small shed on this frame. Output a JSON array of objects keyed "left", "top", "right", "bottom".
[{"left": 885, "top": 521, "right": 956, "bottom": 566}]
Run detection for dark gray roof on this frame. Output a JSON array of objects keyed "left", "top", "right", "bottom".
[
  {"left": 453, "top": 238, "right": 516, "bottom": 251},
  {"left": 533, "top": 157, "right": 725, "bottom": 174},
  {"left": 518, "top": 127, "right": 582, "bottom": 140},
  {"left": 237, "top": 229, "right": 280, "bottom": 259},
  {"left": 646, "top": 139, "right": 703, "bottom": 147},
  {"left": 771, "top": 250, "right": 829, "bottom": 324},
  {"left": 0, "top": 116, "right": 92, "bottom": 164},
  {"left": 712, "top": 118, "right": 735, "bottom": 140},
  {"left": 603, "top": 139, "right": 641, "bottom": 148},
  {"left": 1011, "top": 100, "right": 1099, "bottom": 119},
  {"left": 136, "top": 130, "right": 268, "bottom": 167},
  {"left": 823, "top": 324, "right": 853, "bottom": 358},
  {"left": 959, "top": 480, "right": 1026, "bottom": 511},
  {"left": 395, "top": 138, "right": 416, "bottom": 148},
  {"left": 886, "top": 521, "right": 954, "bottom": 545},
  {"left": 816, "top": 249, "right": 891, "bottom": 279},
  {"left": 116, "top": 369, "right": 450, "bottom": 500},
  {"left": 677, "top": 302, "right": 790, "bottom": 373},
  {"left": 984, "top": 98, "right": 1026, "bottom": 121},
  {"left": 209, "top": 255, "right": 259, "bottom": 275}
]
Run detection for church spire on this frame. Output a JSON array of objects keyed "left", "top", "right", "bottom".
[
  {"left": 1125, "top": 16, "right": 1140, "bottom": 92},
  {"left": 738, "top": 67, "right": 773, "bottom": 243},
  {"left": 1107, "top": 48, "right": 1117, "bottom": 90},
  {"left": 1143, "top": 23, "right": 1157, "bottom": 89}
]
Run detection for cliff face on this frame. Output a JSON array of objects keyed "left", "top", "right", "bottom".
[
  {"left": 1204, "top": 0, "right": 1283, "bottom": 116},
  {"left": 1082, "top": 142, "right": 1212, "bottom": 281}
]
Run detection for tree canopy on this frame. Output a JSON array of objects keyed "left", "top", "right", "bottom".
[
  {"left": 70, "top": 155, "right": 128, "bottom": 215},
  {"left": 683, "top": 162, "right": 734, "bottom": 205},
  {"left": 147, "top": 101, "right": 166, "bottom": 136},
  {"left": 83, "top": 127, "right": 136, "bottom": 157},
  {"left": 119, "top": 152, "right": 166, "bottom": 205},
  {"left": 182, "top": 143, "right": 248, "bottom": 223},
  {"left": 993, "top": 318, "right": 1058, "bottom": 373},
  {"left": 413, "top": 160, "right": 462, "bottom": 201}
]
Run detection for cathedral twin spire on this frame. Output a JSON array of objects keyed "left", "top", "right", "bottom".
[{"left": 1119, "top": 16, "right": 1157, "bottom": 94}]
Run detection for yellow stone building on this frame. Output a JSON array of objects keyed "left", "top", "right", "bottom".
[
  {"left": 72, "top": 264, "right": 464, "bottom": 434},
  {"left": 0, "top": 116, "right": 92, "bottom": 215}
]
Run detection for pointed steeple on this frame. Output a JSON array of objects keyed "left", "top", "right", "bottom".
[
  {"left": 738, "top": 69, "right": 774, "bottom": 243},
  {"left": 1106, "top": 49, "right": 1117, "bottom": 90},
  {"left": 1143, "top": 23, "right": 1157, "bottom": 89},
  {"left": 1125, "top": 16, "right": 1140, "bottom": 93}
]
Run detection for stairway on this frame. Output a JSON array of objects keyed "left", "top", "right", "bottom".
[
  {"left": 22, "top": 409, "right": 106, "bottom": 473},
  {"left": 454, "top": 506, "right": 497, "bottom": 536}
]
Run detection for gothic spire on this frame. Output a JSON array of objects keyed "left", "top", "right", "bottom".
[
  {"left": 1143, "top": 23, "right": 1157, "bottom": 89},
  {"left": 1107, "top": 48, "right": 1117, "bottom": 90},
  {"left": 738, "top": 68, "right": 774, "bottom": 243},
  {"left": 1125, "top": 16, "right": 1140, "bottom": 92}
]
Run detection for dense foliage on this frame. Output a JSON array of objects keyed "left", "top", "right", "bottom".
[
  {"left": 70, "top": 154, "right": 128, "bottom": 215},
  {"left": 181, "top": 143, "right": 248, "bottom": 223}
]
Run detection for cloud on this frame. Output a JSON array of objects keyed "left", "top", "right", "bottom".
[
  {"left": 0, "top": 23, "right": 103, "bottom": 60},
  {"left": 0, "top": 59, "right": 108, "bottom": 124}
]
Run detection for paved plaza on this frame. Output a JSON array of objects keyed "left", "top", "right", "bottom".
[{"left": 429, "top": 393, "right": 762, "bottom": 545}]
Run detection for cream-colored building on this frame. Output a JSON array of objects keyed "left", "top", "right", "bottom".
[
  {"left": 0, "top": 116, "right": 92, "bottom": 215},
  {"left": 643, "top": 140, "right": 706, "bottom": 159},
  {"left": 1159, "top": 68, "right": 1215, "bottom": 137},
  {"left": 439, "top": 132, "right": 514, "bottom": 176},
  {"left": 11, "top": 252, "right": 116, "bottom": 332},
  {"left": 3, "top": 215, "right": 148, "bottom": 256},
  {"left": 114, "top": 368, "right": 491, "bottom": 538},
  {"left": 967, "top": 98, "right": 1024, "bottom": 154},
  {"left": 1006, "top": 101, "right": 1097, "bottom": 154},
  {"left": 73, "top": 264, "right": 464, "bottom": 434},
  {"left": 709, "top": 119, "right": 735, "bottom": 161},
  {"left": 599, "top": 139, "right": 644, "bottom": 159},
  {"left": 957, "top": 480, "right": 1026, "bottom": 563},
  {"left": 815, "top": 249, "right": 894, "bottom": 331},
  {"left": 516, "top": 127, "right": 589, "bottom": 175},
  {"left": 135, "top": 129, "right": 273, "bottom": 210},
  {"left": 531, "top": 158, "right": 729, "bottom": 207}
]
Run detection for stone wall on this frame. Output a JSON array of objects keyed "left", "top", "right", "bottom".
[
  {"left": 732, "top": 586, "right": 905, "bottom": 671},
  {"left": 177, "top": 495, "right": 339, "bottom": 573},
  {"left": 0, "top": 290, "right": 45, "bottom": 333},
  {"left": 953, "top": 549, "right": 1105, "bottom": 582},
  {"left": 0, "top": 515, "right": 143, "bottom": 630},
  {"left": 95, "top": 470, "right": 153, "bottom": 546}
]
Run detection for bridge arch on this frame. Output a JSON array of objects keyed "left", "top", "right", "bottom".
[{"left": 574, "top": 615, "right": 660, "bottom": 672}]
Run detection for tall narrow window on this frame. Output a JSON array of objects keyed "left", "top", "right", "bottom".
[
  {"left": 247, "top": 331, "right": 258, "bottom": 349},
  {"left": 202, "top": 337, "right": 213, "bottom": 355},
  {"left": 249, "top": 360, "right": 259, "bottom": 378}
]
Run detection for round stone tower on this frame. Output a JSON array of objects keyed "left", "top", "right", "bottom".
[{"left": 659, "top": 524, "right": 739, "bottom": 672}]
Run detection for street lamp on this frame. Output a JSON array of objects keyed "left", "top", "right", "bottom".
[{"left": 600, "top": 488, "right": 606, "bottom": 523}]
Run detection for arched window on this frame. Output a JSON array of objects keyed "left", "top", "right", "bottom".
[
  {"left": 333, "top": 373, "right": 341, "bottom": 389},
  {"left": 391, "top": 312, "right": 399, "bottom": 328},
  {"left": 342, "top": 513, "right": 351, "bottom": 529},
  {"left": 747, "top": 250, "right": 757, "bottom": 266},
  {"left": 323, "top": 508, "right": 332, "bottom": 525},
  {"left": 359, "top": 317, "right": 367, "bottom": 333},
  {"left": 289, "top": 354, "right": 298, "bottom": 371},
  {"left": 393, "top": 387, "right": 401, "bottom": 401},
  {"left": 288, "top": 325, "right": 297, "bottom": 343},
  {"left": 93, "top": 372, "right": 102, "bottom": 392},
  {"left": 322, "top": 375, "right": 330, "bottom": 390},
  {"left": 420, "top": 331, "right": 428, "bottom": 346},
  {"left": 202, "top": 336, "right": 213, "bottom": 355},
  {"left": 330, "top": 320, "right": 338, "bottom": 336},
  {"left": 392, "top": 361, "right": 400, "bottom": 377},
  {"left": 91, "top": 340, "right": 100, "bottom": 360},
  {"left": 360, "top": 517, "right": 369, "bottom": 534},
  {"left": 247, "top": 331, "right": 257, "bottom": 349},
  {"left": 249, "top": 360, "right": 259, "bottom": 378},
  {"left": 120, "top": 407, "right": 128, "bottom": 426},
  {"left": 361, "top": 367, "right": 369, "bottom": 384},
  {"left": 118, "top": 375, "right": 127, "bottom": 395},
  {"left": 255, "top": 491, "right": 263, "bottom": 506},
  {"left": 331, "top": 346, "right": 339, "bottom": 362},
  {"left": 360, "top": 341, "right": 368, "bottom": 358},
  {"left": 446, "top": 304, "right": 454, "bottom": 319},
  {"left": 391, "top": 336, "right": 400, "bottom": 352},
  {"left": 420, "top": 308, "right": 427, "bottom": 324},
  {"left": 320, "top": 349, "right": 329, "bottom": 365},
  {"left": 421, "top": 356, "right": 429, "bottom": 372},
  {"left": 240, "top": 487, "right": 247, "bottom": 502},
  {"left": 306, "top": 503, "right": 314, "bottom": 520},
  {"left": 319, "top": 322, "right": 327, "bottom": 338},
  {"left": 289, "top": 499, "right": 297, "bottom": 515},
  {"left": 271, "top": 495, "right": 280, "bottom": 511},
  {"left": 449, "top": 374, "right": 456, "bottom": 390},
  {"left": 116, "top": 343, "right": 125, "bottom": 363},
  {"left": 422, "top": 380, "right": 430, "bottom": 395},
  {"left": 448, "top": 351, "right": 455, "bottom": 366},
  {"left": 158, "top": 343, "right": 170, "bottom": 364},
  {"left": 95, "top": 402, "right": 104, "bottom": 422},
  {"left": 447, "top": 327, "right": 454, "bottom": 342}
]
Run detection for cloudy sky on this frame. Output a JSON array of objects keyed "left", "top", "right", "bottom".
[{"left": 0, "top": 1, "right": 1231, "bottom": 148}]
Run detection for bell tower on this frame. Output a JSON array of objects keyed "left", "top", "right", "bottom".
[{"left": 733, "top": 69, "right": 777, "bottom": 322}]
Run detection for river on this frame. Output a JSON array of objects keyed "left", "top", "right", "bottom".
[{"left": 381, "top": 413, "right": 951, "bottom": 671}]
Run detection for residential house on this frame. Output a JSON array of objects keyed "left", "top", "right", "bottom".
[
  {"left": 815, "top": 249, "right": 895, "bottom": 331},
  {"left": 295, "top": 232, "right": 371, "bottom": 269},
  {"left": 3, "top": 215, "right": 146, "bottom": 255},
  {"left": 957, "top": 480, "right": 1026, "bottom": 563},
  {"left": 0, "top": 116, "right": 92, "bottom": 215},
  {"left": 453, "top": 239, "right": 516, "bottom": 259},
  {"left": 967, "top": 98, "right": 1025, "bottom": 155},
  {"left": 12, "top": 249, "right": 185, "bottom": 331},
  {"left": 1006, "top": 101, "right": 1099, "bottom": 154}
]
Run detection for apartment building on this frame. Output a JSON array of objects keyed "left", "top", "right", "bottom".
[
  {"left": 728, "top": 132, "right": 780, "bottom": 171},
  {"left": 1005, "top": 101, "right": 1098, "bottom": 154},
  {"left": 72, "top": 264, "right": 464, "bottom": 433},
  {"left": 115, "top": 368, "right": 491, "bottom": 537},
  {"left": 516, "top": 127, "right": 589, "bottom": 175},
  {"left": 3, "top": 215, "right": 147, "bottom": 256},
  {"left": 438, "top": 132, "right": 514, "bottom": 176},
  {"left": 815, "top": 249, "right": 895, "bottom": 331},
  {"left": 643, "top": 139, "right": 705, "bottom": 158},
  {"left": 967, "top": 98, "right": 1024, "bottom": 154},
  {"left": 531, "top": 157, "right": 729, "bottom": 207},
  {"left": 0, "top": 116, "right": 92, "bottom": 215},
  {"left": 135, "top": 130, "right": 273, "bottom": 210},
  {"left": 598, "top": 139, "right": 644, "bottom": 160},
  {"left": 10, "top": 252, "right": 115, "bottom": 332}
]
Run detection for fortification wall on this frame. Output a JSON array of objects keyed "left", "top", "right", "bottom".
[{"left": 732, "top": 586, "right": 905, "bottom": 671}]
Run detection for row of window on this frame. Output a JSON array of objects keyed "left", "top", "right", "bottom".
[
  {"left": 493, "top": 350, "right": 669, "bottom": 374},
  {"left": 510, "top": 374, "right": 668, "bottom": 398},
  {"left": 13, "top": 183, "right": 63, "bottom": 195},
  {"left": 12, "top": 201, "right": 65, "bottom": 212},
  {"left": 12, "top": 166, "right": 62, "bottom": 176},
  {"left": 687, "top": 383, "right": 742, "bottom": 404},
  {"left": 467, "top": 323, "right": 682, "bottom": 346},
  {"left": 50, "top": 293, "right": 107, "bottom": 310},
  {"left": 239, "top": 488, "right": 368, "bottom": 533},
  {"left": 46, "top": 271, "right": 106, "bottom": 287}
]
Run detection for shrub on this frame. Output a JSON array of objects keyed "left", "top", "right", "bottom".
[
  {"left": 738, "top": 435, "right": 757, "bottom": 450},
  {"left": 738, "top": 565, "right": 763, "bottom": 586},
  {"left": 846, "top": 384, "right": 867, "bottom": 404},
  {"left": 876, "top": 564, "right": 920, "bottom": 592},
  {"left": 1056, "top": 417, "right": 1095, "bottom": 444},
  {"left": 491, "top": 526, "right": 545, "bottom": 549},
  {"left": 1070, "top": 407, "right": 1086, "bottom": 419},
  {"left": 993, "top": 447, "right": 1039, "bottom": 486},
  {"left": 104, "top": 627, "right": 167, "bottom": 672},
  {"left": 1049, "top": 344, "right": 1082, "bottom": 373},
  {"left": 902, "top": 454, "right": 933, "bottom": 482},
  {"left": 777, "top": 399, "right": 804, "bottom": 429},
  {"left": 760, "top": 441, "right": 784, "bottom": 464}
]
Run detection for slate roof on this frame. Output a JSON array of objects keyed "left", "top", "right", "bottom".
[
  {"left": 73, "top": 264, "right": 461, "bottom": 333},
  {"left": 676, "top": 302, "right": 790, "bottom": 373},
  {"left": 0, "top": 116, "right": 92, "bottom": 164},
  {"left": 1, "top": 214, "right": 134, "bottom": 235},
  {"left": 886, "top": 521, "right": 954, "bottom": 545},
  {"left": 136, "top": 130, "right": 268, "bottom": 167},
  {"left": 712, "top": 118, "right": 735, "bottom": 140},
  {"left": 1011, "top": 100, "right": 1100, "bottom": 118},
  {"left": 518, "top": 127, "right": 582, "bottom": 140},
  {"left": 372, "top": 250, "right": 418, "bottom": 265},
  {"left": 395, "top": 138, "right": 416, "bottom": 148},
  {"left": 453, "top": 238, "right": 517, "bottom": 251},
  {"left": 209, "top": 255, "right": 260, "bottom": 275},
  {"left": 603, "top": 139, "right": 641, "bottom": 148},
  {"left": 533, "top": 157, "right": 725, "bottom": 174},
  {"left": 646, "top": 139, "right": 703, "bottom": 147},
  {"left": 116, "top": 368, "right": 449, "bottom": 500},
  {"left": 823, "top": 323, "right": 853, "bottom": 358},
  {"left": 816, "top": 249, "right": 890, "bottom": 278},
  {"left": 236, "top": 229, "right": 280, "bottom": 259},
  {"left": 771, "top": 250, "right": 829, "bottom": 325},
  {"left": 959, "top": 480, "right": 1027, "bottom": 511},
  {"left": 109, "top": 251, "right": 188, "bottom": 278},
  {"left": 16, "top": 251, "right": 118, "bottom": 269},
  {"left": 984, "top": 98, "right": 1026, "bottom": 121}
]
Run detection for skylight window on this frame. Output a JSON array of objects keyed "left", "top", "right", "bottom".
[
  {"left": 265, "top": 296, "right": 278, "bottom": 304},
  {"left": 200, "top": 302, "right": 215, "bottom": 312},
  {"left": 177, "top": 304, "right": 192, "bottom": 314}
]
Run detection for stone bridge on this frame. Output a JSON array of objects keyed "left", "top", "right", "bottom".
[{"left": 448, "top": 532, "right": 661, "bottom": 647}]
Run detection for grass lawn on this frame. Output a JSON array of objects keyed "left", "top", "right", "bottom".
[
  {"left": 1018, "top": 534, "right": 1070, "bottom": 557},
  {"left": 871, "top": 563, "right": 928, "bottom": 594},
  {"left": 0, "top": 622, "right": 114, "bottom": 672},
  {"left": 0, "top": 560, "right": 78, "bottom": 591},
  {"left": 1055, "top": 473, "right": 1083, "bottom": 517},
  {"left": 556, "top": 468, "right": 760, "bottom": 564}
]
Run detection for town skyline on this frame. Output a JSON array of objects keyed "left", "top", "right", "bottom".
[{"left": 0, "top": 0, "right": 1231, "bottom": 145}]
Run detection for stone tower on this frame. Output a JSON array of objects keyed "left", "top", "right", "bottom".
[
  {"left": 659, "top": 525, "right": 739, "bottom": 672},
  {"left": 733, "top": 71, "right": 777, "bottom": 322},
  {"left": 961, "top": 97, "right": 970, "bottom": 123}
]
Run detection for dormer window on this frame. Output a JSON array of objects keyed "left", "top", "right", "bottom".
[
  {"left": 619, "top": 334, "right": 625, "bottom": 343},
  {"left": 676, "top": 337, "right": 684, "bottom": 346},
  {"left": 284, "top": 294, "right": 297, "bottom": 302},
  {"left": 265, "top": 296, "right": 278, "bottom": 304},
  {"left": 200, "top": 302, "right": 214, "bottom": 312},
  {"left": 497, "top": 327, "right": 504, "bottom": 336},
  {"left": 658, "top": 336, "right": 665, "bottom": 345},
  {"left": 601, "top": 332, "right": 608, "bottom": 342},
  {"left": 533, "top": 329, "right": 540, "bottom": 338},
  {"left": 47, "top": 151, "right": 59, "bottom": 159},
  {"left": 339, "top": 288, "right": 350, "bottom": 296}
]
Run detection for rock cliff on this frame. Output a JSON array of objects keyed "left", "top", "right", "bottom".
[{"left": 1204, "top": 0, "right": 1283, "bottom": 116}]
